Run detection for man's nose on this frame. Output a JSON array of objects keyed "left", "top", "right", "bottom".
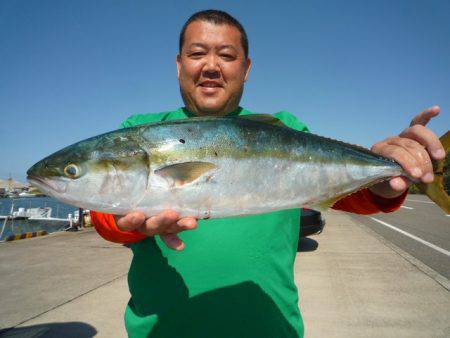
[{"left": 202, "top": 55, "right": 220, "bottom": 78}]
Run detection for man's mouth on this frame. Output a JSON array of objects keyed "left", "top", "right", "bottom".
[
  {"left": 199, "top": 80, "right": 223, "bottom": 88},
  {"left": 198, "top": 81, "right": 223, "bottom": 95}
]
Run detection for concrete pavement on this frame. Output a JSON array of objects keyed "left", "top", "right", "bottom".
[
  {"left": 297, "top": 210, "right": 449, "bottom": 337},
  {"left": 350, "top": 194, "right": 450, "bottom": 279},
  {"left": 1, "top": 210, "right": 449, "bottom": 337}
]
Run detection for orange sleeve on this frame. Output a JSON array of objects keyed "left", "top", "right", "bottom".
[
  {"left": 90, "top": 211, "right": 147, "bottom": 244},
  {"left": 332, "top": 188, "right": 407, "bottom": 215}
]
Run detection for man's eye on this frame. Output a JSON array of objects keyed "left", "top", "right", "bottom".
[
  {"left": 189, "top": 52, "right": 205, "bottom": 58},
  {"left": 220, "top": 54, "right": 235, "bottom": 60}
]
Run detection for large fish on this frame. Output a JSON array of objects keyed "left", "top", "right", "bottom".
[{"left": 27, "top": 115, "right": 450, "bottom": 218}]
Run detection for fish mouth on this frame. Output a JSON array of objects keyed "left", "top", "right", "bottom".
[{"left": 27, "top": 176, "right": 68, "bottom": 194}]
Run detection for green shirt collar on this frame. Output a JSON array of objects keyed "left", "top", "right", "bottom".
[{"left": 178, "top": 106, "right": 245, "bottom": 118}]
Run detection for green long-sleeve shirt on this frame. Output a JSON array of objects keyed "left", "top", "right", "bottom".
[{"left": 122, "top": 107, "right": 309, "bottom": 338}]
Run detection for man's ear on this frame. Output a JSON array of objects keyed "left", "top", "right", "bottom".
[
  {"left": 244, "top": 58, "right": 251, "bottom": 82},
  {"left": 176, "top": 54, "right": 181, "bottom": 79}
]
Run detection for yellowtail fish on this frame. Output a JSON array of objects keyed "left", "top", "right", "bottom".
[{"left": 27, "top": 115, "right": 450, "bottom": 218}]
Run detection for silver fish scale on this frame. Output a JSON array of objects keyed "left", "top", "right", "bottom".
[{"left": 127, "top": 118, "right": 404, "bottom": 218}]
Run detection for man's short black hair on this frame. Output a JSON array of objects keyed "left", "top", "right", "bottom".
[{"left": 179, "top": 9, "right": 249, "bottom": 59}]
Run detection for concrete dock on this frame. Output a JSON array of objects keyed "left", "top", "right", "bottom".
[{"left": 1, "top": 210, "right": 449, "bottom": 337}]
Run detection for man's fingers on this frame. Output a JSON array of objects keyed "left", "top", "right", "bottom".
[
  {"left": 165, "top": 217, "right": 198, "bottom": 234},
  {"left": 388, "top": 176, "right": 411, "bottom": 192},
  {"left": 400, "top": 124, "right": 445, "bottom": 160},
  {"left": 373, "top": 143, "right": 422, "bottom": 178},
  {"left": 116, "top": 210, "right": 197, "bottom": 250},
  {"left": 139, "top": 210, "right": 180, "bottom": 236},
  {"left": 161, "top": 234, "right": 185, "bottom": 251},
  {"left": 369, "top": 105, "right": 443, "bottom": 199},
  {"left": 116, "top": 211, "right": 146, "bottom": 231},
  {"left": 409, "top": 105, "right": 440, "bottom": 127},
  {"left": 177, "top": 217, "right": 198, "bottom": 229},
  {"left": 386, "top": 137, "right": 434, "bottom": 183}
]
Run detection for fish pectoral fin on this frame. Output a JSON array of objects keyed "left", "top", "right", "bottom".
[
  {"left": 237, "top": 114, "right": 289, "bottom": 128},
  {"left": 154, "top": 161, "right": 217, "bottom": 187}
]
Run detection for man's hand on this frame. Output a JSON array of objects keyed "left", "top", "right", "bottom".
[
  {"left": 115, "top": 211, "right": 198, "bottom": 251},
  {"left": 369, "top": 106, "right": 445, "bottom": 199}
]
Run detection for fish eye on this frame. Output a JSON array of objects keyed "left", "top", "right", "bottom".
[{"left": 64, "top": 163, "right": 80, "bottom": 179}]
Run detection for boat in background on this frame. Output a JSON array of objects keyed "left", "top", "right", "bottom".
[
  {"left": 18, "top": 191, "right": 37, "bottom": 198},
  {"left": 0, "top": 197, "right": 84, "bottom": 241}
]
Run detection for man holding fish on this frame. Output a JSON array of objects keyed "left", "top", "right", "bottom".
[{"left": 28, "top": 9, "right": 447, "bottom": 338}]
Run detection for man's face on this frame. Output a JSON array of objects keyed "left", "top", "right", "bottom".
[{"left": 177, "top": 20, "right": 251, "bottom": 116}]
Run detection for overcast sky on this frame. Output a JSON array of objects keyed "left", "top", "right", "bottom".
[{"left": 1, "top": 0, "right": 449, "bottom": 182}]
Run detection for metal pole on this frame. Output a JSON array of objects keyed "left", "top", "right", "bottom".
[
  {"left": 0, "top": 199, "right": 14, "bottom": 241},
  {"left": 0, "top": 215, "right": 8, "bottom": 241},
  {"left": 79, "top": 208, "right": 84, "bottom": 228}
]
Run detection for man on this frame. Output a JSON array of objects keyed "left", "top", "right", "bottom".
[{"left": 91, "top": 10, "right": 445, "bottom": 338}]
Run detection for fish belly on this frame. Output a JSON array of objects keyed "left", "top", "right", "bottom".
[{"left": 135, "top": 157, "right": 401, "bottom": 218}]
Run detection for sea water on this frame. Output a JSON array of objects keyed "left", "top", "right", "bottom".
[{"left": 0, "top": 197, "right": 79, "bottom": 241}]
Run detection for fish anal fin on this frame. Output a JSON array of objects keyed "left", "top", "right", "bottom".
[
  {"left": 309, "top": 195, "right": 344, "bottom": 211},
  {"left": 310, "top": 177, "right": 392, "bottom": 211},
  {"left": 154, "top": 161, "right": 217, "bottom": 187}
]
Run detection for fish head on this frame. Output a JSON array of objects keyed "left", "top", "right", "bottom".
[{"left": 27, "top": 131, "right": 150, "bottom": 214}]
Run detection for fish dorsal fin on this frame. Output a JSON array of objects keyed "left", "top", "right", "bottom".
[
  {"left": 154, "top": 161, "right": 216, "bottom": 187},
  {"left": 237, "top": 114, "right": 288, "bottom": 128}
]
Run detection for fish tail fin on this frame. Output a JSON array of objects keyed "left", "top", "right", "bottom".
[{"left": 417, "top": 131, "right": 450, "bottom": 214}]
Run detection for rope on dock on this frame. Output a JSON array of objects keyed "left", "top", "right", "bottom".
[{"left": 5, "top": 230, "right": 48, "bottom": 242}]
